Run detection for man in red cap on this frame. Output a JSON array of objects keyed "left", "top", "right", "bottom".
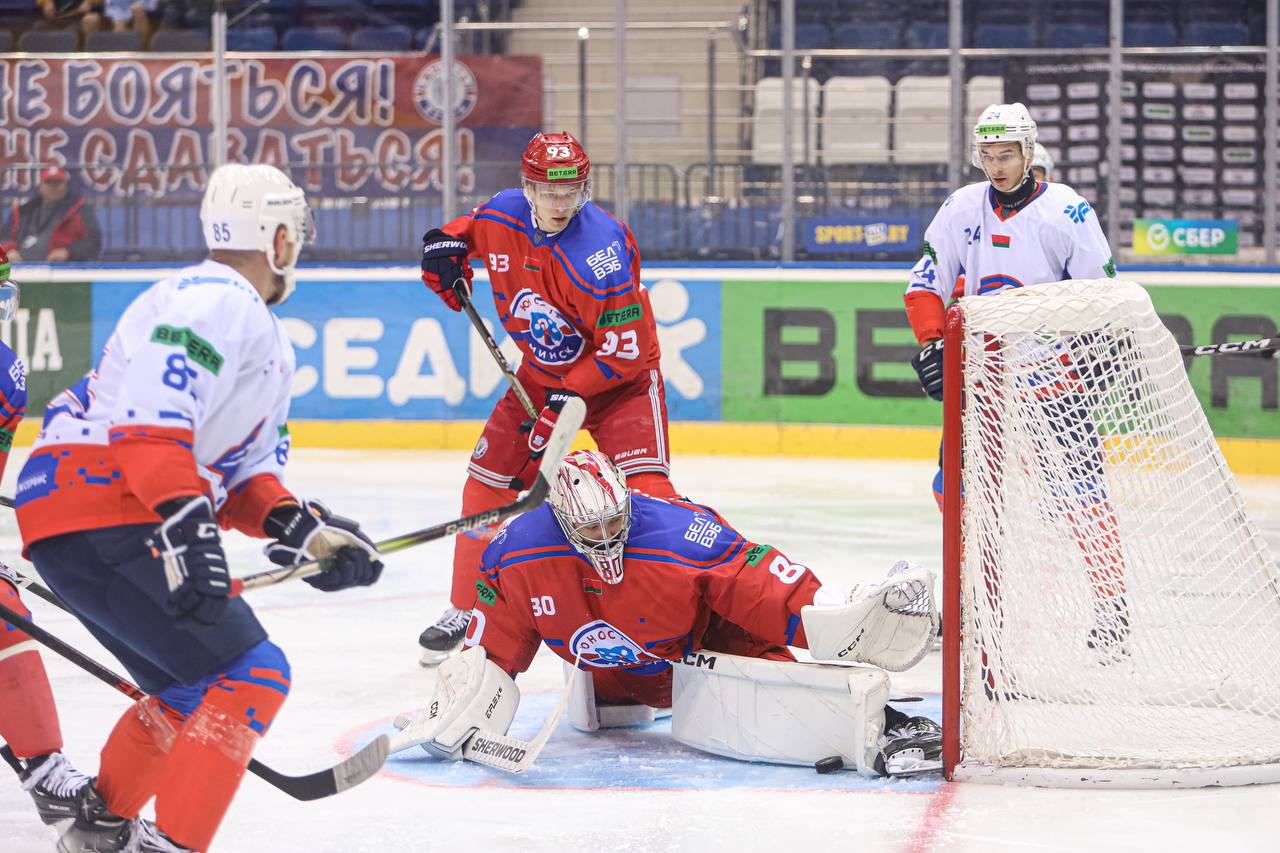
[
  {"left": 3, "top": 166, "right": 102, "bottom": 263},
  {"left": 413, "top": 131, "right": 681, "bottom": 665}
]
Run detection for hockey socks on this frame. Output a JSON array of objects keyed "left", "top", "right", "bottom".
[
  {"left": 0, "top": 582, "right": 63, "bottom": 758},
  {"left": 154, "top": 659, "right": 290, "bottom": 851},
  {"left": 97, "top": 696, "right": 180, "bottom": 819}
]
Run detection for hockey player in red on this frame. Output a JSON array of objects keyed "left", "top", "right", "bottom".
[
  {"left": 417, "top": 131, "right": 680, "bottom": 664},
  {"left": 0, "top": 248, "right": 93, "bottom": 827},
  {"left": 394, "top": 450, "right": 944, "bottom": 777},
  {"left": 15, "top": 165, "right": 384, "bottom": 853}
]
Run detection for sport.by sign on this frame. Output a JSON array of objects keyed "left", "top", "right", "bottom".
[{"left": 1133, "top": 219, "right": 1238, "bottom": 256}]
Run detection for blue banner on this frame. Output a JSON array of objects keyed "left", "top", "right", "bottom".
[
  {"left": 803, "top": 217, "right": 917, "bottom": 255},
  {"left": 90, "top": 271, "right": 722, "bottom": 421}
]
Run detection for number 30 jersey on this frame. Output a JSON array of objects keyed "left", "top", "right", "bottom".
[
  {"left": 16, "top": 260, "right": 296, "bottom": 551},
  {"left": 903, "top": 181, "right": 1116, "bottom": 344},
  {"left": 465, "top": 494, "right": 824, "bottom": 706}
]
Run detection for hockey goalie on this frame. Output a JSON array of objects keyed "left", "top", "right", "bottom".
[{"left": 393, "top": 449, "right": 941, "bottom": 777}]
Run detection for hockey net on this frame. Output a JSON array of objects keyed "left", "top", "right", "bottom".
[{"left": 940, "top": 278, "right": 1280, "bottom": 788}]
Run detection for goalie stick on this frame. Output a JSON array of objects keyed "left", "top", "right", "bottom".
[
  {"left": 455, "top": 280, "right": 538, "bottom": 420},
  {"left": 229, "top": 396, "right": 586, "bottom": 594},
  {"left": 0, "top": 593, "right": 388, "bottom": 801}
]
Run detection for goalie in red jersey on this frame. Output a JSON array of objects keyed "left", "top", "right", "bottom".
[
  {"left": 416, "top": 131, "right": 681, "bottom": 665},
  {"left": 393, "top": 450, "right": 944, "bottom": 778}
]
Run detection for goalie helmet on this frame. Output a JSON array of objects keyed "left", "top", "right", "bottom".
[
  {"left": 200, "top": 163, "right": 314, "bottom": 305},
  {"left": 1031, "top": 142, "right": 1054, "bottom": 180},
  {"left": 548, "top": 449, "right": 631, "bottom": 585},
  {"left": 970, "top": 102, "right": 1037, "bottom": 169},
  {"left": 521, "top": 131, "right": 591, "bottom": 234},
  {"left": 0, "top": 247, "right": 19, "bottom": 322}
]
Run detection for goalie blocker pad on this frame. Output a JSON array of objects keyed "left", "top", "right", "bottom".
[
  {"left": 801, "top": 562, "right": 939, "bottom": 672},
  {"left": 389, "top": 646, "right": 520, "bottom": 760},
  {"left": 672, "top": 651, "right": 890, "bottom": 773}
]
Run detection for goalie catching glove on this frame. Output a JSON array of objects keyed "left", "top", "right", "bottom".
[
  {"left": 263, "top": 499, "right": 384, "bottom": 591},
  {"left": 802, "top": 561, "right": 939, "bottom": 672}
]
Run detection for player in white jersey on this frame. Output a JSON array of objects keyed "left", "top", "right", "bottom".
[
  {"left": 15, "top": 164, "right": 385, "bottom": 853},
  {"left": 903, "top": 103, "right": 1128, "bottom": 664}
]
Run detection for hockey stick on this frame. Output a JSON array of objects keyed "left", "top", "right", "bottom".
[
  {"left": 454, "top": 280, "right": 539, "bottom": 420},
  {"left": 0, "top": 594, "right": 388, "bottom": 801},
  {"left": 229, "top": 396, "right": 586, "bottom": 594},
  {"left": 1179, "top": 336, "right": 1278, "bottom": 359}
]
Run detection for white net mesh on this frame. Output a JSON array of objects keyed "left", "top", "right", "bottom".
[{"left": 955, "top": 279, "right": 1280, "bottom": 783}]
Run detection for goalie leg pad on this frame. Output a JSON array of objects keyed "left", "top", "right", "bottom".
[
  {"left": 672, "top": 651, "right": 890, "bottom": 774},
  {"left": 563, "top": 663, "right": 670, "bottom": 732},
  {"left": 391, "top": 646, "right": 520, "bottom": 760},
  {"left": 802, "top": 561, "right": 940, "bottom": 671}
]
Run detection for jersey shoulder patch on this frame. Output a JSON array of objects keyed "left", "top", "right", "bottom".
[
  {"left": 624, "top": 495, "right": 745, "bottom": 568},
  {"left": 551, "top": 204, "right": 635, "bottom": 300}
]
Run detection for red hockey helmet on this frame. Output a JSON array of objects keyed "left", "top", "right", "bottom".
[
  {"left": 521, "top": 131, "right": 590, "bottom": 184},
  {"left": 521, "top": 132, "right": 592, "bottom": 233}
]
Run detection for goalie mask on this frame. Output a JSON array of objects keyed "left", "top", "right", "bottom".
[
  {"left": 549, "top": 449, "right": 631, "bottom": 585},
  {"left": 200, "top": 163, "right": 315, "bottom": 305},
  {"left": 521, "top": 131, "right": 591, "bottom": 235},
  {"left": 0, "top": 247, "right": 19, "bottom": 322},
  {"left": 971, "top": 102, "right": 1037, "bottom": 181}
]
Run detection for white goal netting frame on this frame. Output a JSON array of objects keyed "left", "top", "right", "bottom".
[{"left": 940, "top": 279, "right": 1280, "bottom": 789}]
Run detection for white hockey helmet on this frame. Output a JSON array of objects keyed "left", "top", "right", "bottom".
[
  {"left": 200, "top": 164, "right": 314, "bottom": 304},
  {"left": 548, "top": 449, "right": 632, "bottom": 585},
  {"left": 1031, "top": 142, "right": 1054, "bottom": 179},
  {"left": 971, "top": 102, "right": 1038, "bottom": 169}
]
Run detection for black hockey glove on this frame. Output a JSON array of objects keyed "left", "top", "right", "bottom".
[
  {"left": 420, "top": 228, "right": 473, "bottom": 311},
  {"left": 263, "top": 499, "right": 384, "bottom": 592},
  {"left": 911, "top": 339, "right": 945, "bottom": 401},
  {"left": 147, "top": 496, "right": 231, "bottom": 626}
]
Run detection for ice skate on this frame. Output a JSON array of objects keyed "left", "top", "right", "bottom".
[
  {"left": 875, "top": 716, "right": 943, "bottom": 778},
  {"left": 14, "top": 750, "right": 91, "bottom": 825},
  {"left": 418, "top": 606, "right": 471, "bottom": 666}
]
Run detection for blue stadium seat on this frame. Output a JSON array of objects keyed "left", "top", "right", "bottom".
[
  {"left": 150, "top": 30, "right": 211, "bottom": 51},
  {"left": 85, "top": 30, "right": 143, "bottom": 51},
  {"left": 1045, "top": 24, "right": 1108, "bottom": 48},
  {"left": 904, "top": 21, "right": 948, "bottom": 49},
  {"left": 414, "top": 26, "right": 438, "bottom": 51},
  {"left": 228, "top": 26, "right": 278, "bottom": 51},
  {"left": 1184, "top": 22, "right": 1251, "bottom": 46},
  {"left": 767, "top": 24, "right": 831, "bottom": 50},
  {"left": 832, "top": 22, "right": 899, "bottom": 49},
  {"left": 973, "top": 23, "right": 1033, "bottom": 49},
  {"left": 17, "top": 30, "right": 78, "bottom": 52},
  {"left": 0, "top": 31, "right": 11, "bottom": 52},
  {"left": 350, "top": 25, "right": 412, "bottom": 51},
  {"left": 282, "top": 25, "right": 344, "bottom": 51},
  {"left": 1124, "top": 22, "right": 1177, "bottom": 46}
]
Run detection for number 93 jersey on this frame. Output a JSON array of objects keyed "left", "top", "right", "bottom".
[
  {"left": 464, "top": 494, "right": 824, "bottom": 699},
  {"left": 16, "top": 260, "right": 296, "bottom": 552},
  {"left": 443, "top": 189, "right": 659, "bottom": 398}
]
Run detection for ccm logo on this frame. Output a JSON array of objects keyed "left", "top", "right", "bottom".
[
  {"left": 681, "top": 652, "right": 717, "bottom": 669},
  {"left": 837, "top": 628, "right": 866, "bottom": 659}
]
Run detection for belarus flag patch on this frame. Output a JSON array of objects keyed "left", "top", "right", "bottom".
[{"left": 991, "top": 234, "right": 1012, "bottom": 249}]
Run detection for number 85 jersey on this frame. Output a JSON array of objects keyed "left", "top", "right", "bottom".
[{"left": 16, "top": 260, "right": 297, "bottom": 552}]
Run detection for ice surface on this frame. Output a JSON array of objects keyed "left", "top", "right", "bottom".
[{"left": 2, "top": 450, "right": 1279, "bottom": 852}]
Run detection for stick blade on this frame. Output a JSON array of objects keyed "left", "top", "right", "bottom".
[
  {"left": 536, "top": 396, "right": 586, "bottom": 484},
  {"left": 332, "top": 734, "right": 390, "bottom": 795},
  {"left": 250, "top": 734, "right": 389, "bottom": 801}
]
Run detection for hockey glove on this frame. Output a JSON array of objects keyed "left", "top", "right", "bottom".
[
  {"left": 420, "top": 228, "right": 473, "bottom": 311},
  {"left": 527, "top": 389, "right": 581, "bottom": 455},
  {"left": 263, "top": 499, "right": 384, "bottom": 592},
  {"left": 147, "top": 496, "right": 231, "bottom": 626},
  {"left": 911, "top": 339, "right": 945, "bottom": 402}
]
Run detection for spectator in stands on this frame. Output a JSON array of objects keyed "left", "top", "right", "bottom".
[
  {"left": 34, "top": 0, "right": 103, "bottom": 39},
  {"left": 104, "top": 0, "right": 158, "bottom": 40},
  {"left": 3, "top": 167, "right": 102, "bottom": 263}
]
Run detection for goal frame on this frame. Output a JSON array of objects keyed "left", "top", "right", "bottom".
[{"left": 938, "top": 298, "right": 1280, "bottom": 788}]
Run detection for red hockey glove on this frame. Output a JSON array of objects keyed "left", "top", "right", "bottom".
[
  {"left": 512, "top": 390, "right": 583, "bottom": 491},
  {"left": 420, "top": 228, "right": 473, "bottom": 311}
]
